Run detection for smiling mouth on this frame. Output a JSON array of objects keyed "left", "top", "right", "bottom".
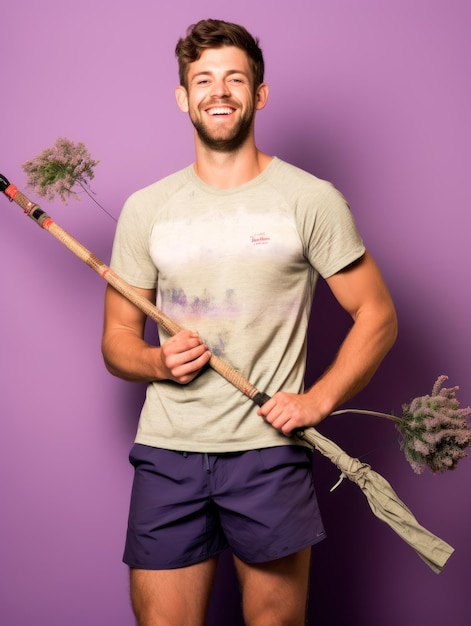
[{"left": 206, "top": 107, "right": 235, "bottom": 116}]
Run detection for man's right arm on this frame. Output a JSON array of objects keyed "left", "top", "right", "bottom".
[{"left": 101, "top": 284, "right": 211, "bottom": 384}]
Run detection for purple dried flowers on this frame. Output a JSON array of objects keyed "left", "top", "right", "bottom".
[
  {"left": 397, "top": 375, "right": 471, "bottom": 474},
  {"left": 332, "top": 375, "right": 471, "bottom": 474},
  {"left": 22, "top": 137, "right": 115, "bottom": 221},
  {"left": 22, "top": 137, "right": 99, "bottom": 204}
]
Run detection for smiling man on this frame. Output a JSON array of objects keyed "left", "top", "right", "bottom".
[
  {"left": 176, "top": 45, "right": 266, "bottom": 153},
  {"left": 102, "top": 19, "right": 397, "bottom": 626}
]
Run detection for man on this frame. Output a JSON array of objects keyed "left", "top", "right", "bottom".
[{"left": 102, "top": 19, "right": 397, "bottom": 626}]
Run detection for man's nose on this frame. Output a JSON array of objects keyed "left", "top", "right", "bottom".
[{"left": 210, "top": 79, "right": 230, "bottom": 98}]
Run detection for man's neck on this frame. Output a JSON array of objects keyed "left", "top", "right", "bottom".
[{"left": 193, "top": 138, "right": 272, "bottom": 189}]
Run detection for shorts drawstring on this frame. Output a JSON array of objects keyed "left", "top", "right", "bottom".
[{"left": 182, "top": 451, "right": 211, "bottom": 472}]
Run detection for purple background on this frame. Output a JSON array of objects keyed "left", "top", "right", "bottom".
[{"left": 1, "top": 1, "right": 470, "bottom": 624}]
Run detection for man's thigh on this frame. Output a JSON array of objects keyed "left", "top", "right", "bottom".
[
  {"left": 130, "top": 557, "right": 219, "bottom": 626},
  {"left": 233, "top": 547, "right": 312, "bottom": 626}
]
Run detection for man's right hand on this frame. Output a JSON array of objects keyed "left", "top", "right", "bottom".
[
  {"left": 102, "top": 285, "right": 211, "bottom": 384},
  {"left": 159, "top": 330, "right": 211, "bottom": 384}
]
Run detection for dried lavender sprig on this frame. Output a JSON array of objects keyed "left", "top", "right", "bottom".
[
  {"left": 22, "top": 138, "right": 100, "bottom": 203},
  {"left": 331, "top": 376, "right": 471, "bottom": 475},
  {"left": 22, "top": 138, "right": 117, "bottom": 222},
  {"left": 398, "top": 376, "right": 471, "bottom": 474}
]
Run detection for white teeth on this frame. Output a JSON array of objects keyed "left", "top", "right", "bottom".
[{"left": 208, "top": 107, "right": 233, "bottom": 115}]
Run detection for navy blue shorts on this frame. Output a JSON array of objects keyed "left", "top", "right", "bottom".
[{"left": 123, "top": 444, "right": 326, "bottom": 570}]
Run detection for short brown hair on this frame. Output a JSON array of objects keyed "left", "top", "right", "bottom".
[{"left": 175, "top": 19, "right": 265, "bottom": 90}]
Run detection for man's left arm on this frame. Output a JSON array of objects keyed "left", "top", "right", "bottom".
[{"left": 258, "top": 251, "right": 398, "bottom": 435}]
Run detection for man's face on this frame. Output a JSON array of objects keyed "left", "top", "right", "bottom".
[{"left": 177, "top": 46, "right": 266, "bottom": 152}]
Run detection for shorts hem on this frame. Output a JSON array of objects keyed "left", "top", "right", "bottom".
[
  {"left": 232, "top": 532, "right": 327, "bottom": 565},
  {"left": 123, "top": 546, "right": 228, "bottom": 571}
]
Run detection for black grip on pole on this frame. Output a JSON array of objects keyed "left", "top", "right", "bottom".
[
  {"left": 252, "top": 392, "right": 271, "bottom": 407},
  {"left": 0, "top": 173, "right": 11, "bottom": 192}
]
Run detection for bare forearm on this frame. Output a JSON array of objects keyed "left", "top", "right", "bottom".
[
  {"left": 102, "top": 331, "right": 164, "bottom": 382},
  {"left": 102, "top": 327, "right": 212, "bottom": 385}
]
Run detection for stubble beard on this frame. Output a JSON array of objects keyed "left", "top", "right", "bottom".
[{"left": 190, "top": 105, "right": 255, "bottom": 153}]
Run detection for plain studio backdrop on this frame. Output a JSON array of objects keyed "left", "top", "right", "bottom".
[{"left": 1, "top": 1, "right": 469, "bottom": 625}]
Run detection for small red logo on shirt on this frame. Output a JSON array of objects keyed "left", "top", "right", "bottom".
[{"left": 250, "top": 232, "right": 271, "bottom": 245}]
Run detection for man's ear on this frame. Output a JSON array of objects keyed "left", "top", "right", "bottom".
[
  {"left": 255, "top": 83, "right": 269, "bottom": 111},
  {"left": 175, "top": 86, "right": 189, "bottom": 112}
]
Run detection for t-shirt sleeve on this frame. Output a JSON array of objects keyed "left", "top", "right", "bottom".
[
  {"left": 109, "top": 191, "right": 159, "bottom": 289},
  {"left": 299, "top": 184, "right": 365, "bottom": 278}
]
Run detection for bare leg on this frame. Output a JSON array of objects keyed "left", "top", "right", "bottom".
[
  {"left": 130, "top": 556, "right": 219, "bottom": 626},
  {"left": 234, "top": 547, "right": 311, "bottom": 626}
]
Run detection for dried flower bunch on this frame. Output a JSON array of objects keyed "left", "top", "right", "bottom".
[
  {"left": 22, "top": 137, "right": 99, "bottom": 204},
  {"left": 397, "top": 375, "right": 471, "bottom": 474},
  {"left": 332, "top": 375, "right": 471, "bottom": 475},
  {"left": 22, "top": 137, "right": 115, "bottom": 221}
]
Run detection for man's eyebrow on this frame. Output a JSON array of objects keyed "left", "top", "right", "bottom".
[{"left": 190, "top": 69, "right": 250, "bottom": 80}]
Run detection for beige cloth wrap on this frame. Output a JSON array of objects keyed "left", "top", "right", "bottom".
[{"left": 297, "top": 427, "right": 454, "bottom": 573}]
